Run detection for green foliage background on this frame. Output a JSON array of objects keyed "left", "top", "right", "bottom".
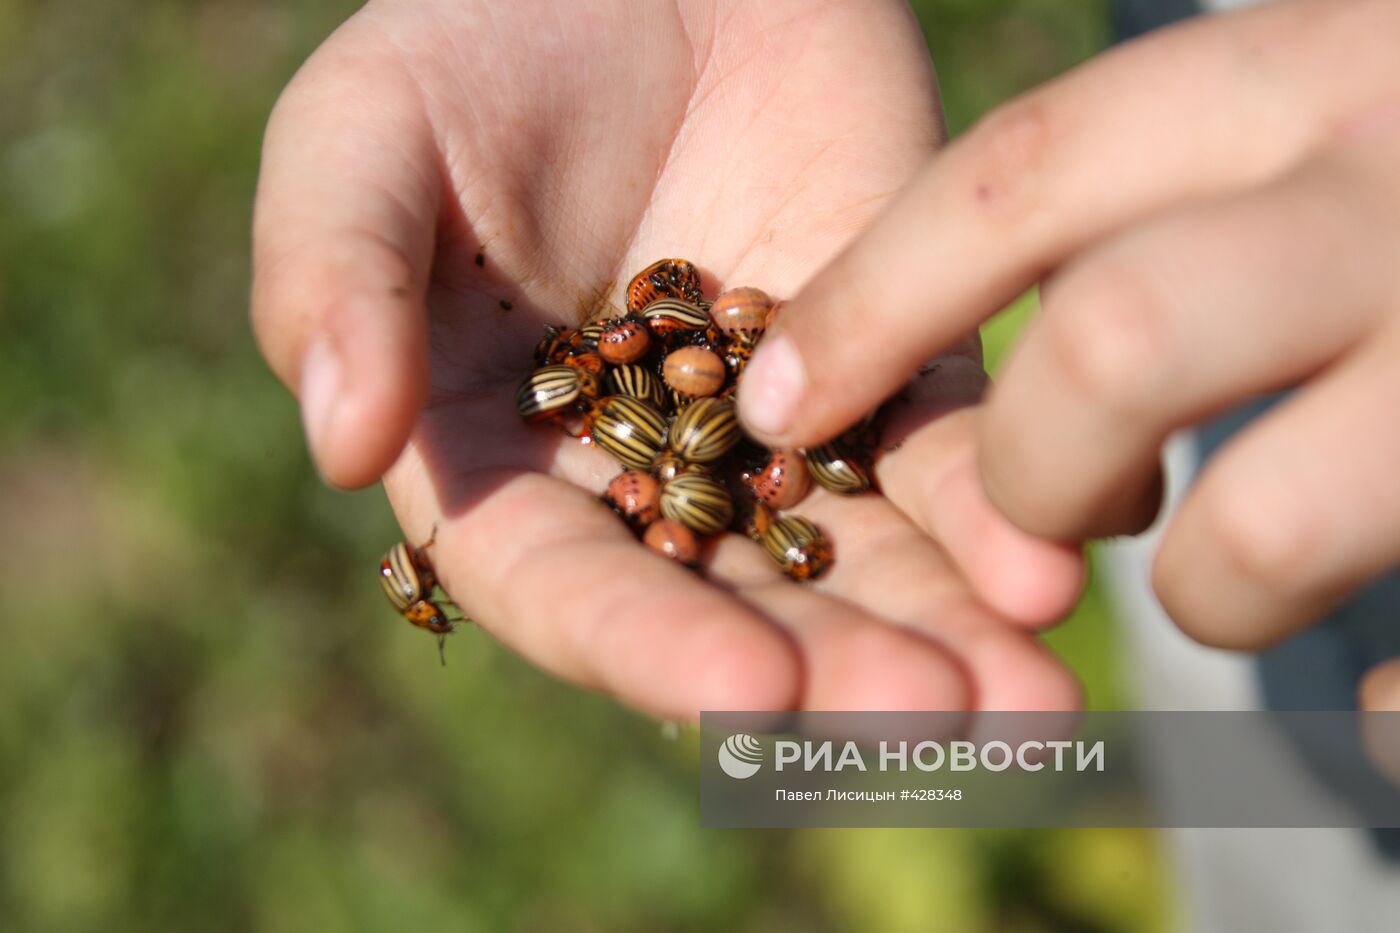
[{"left": 0, "top": 1, "right": 1173, "bottom": 930}]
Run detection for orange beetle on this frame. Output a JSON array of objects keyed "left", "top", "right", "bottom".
[{"left": 626, "top": 258, "right": 703, "bottom": 313}]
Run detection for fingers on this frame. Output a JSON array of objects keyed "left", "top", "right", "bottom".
[
  {"left": 979, "top": 143, "right": 1400, "bottom": 539},
  {"left": 712, "top": 485, "right": 1080, "bottom": 712},
  {"left": 706, "top": 538, "right": 974, "bottom": 711},
  {"left": 737, "top": 0, "right": 1400, "bottom": 447},
  {"left": 252, "top": 50, "right": 441, "bottom": 488},
  {"left": 1358, "top": 662, "right": 1400, "bottom": 787},
  {"left": 426, "top": 471, "right": 802, "bottom": 721},
  {"left": 1361, "top": 660, "right": 1400, "bottom": 712},
  {"left": 1153, "top": 320, "right": 1400, "bottom": 649},
  {"left": 399, "top": 384, "right": 1067, "bottom": 717},
  {"left": 874, "top": 361, "right": 1085, "bottom": 627},
  {"left": 796, "top": 491, "right": 1083, "bottom": 712},
  {"left": 412, "top": 401, "right": 974, "bottom": 718}
]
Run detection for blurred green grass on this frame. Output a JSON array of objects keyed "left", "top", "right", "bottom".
[{"left": 0, "top": 1, "right": 1171, "bottom": 930}]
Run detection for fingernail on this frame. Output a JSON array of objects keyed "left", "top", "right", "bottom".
[
  {"left": 741, "top": 333, "right": 805, "bottom": 438},
  {"left": 300, "top": 335, "right": 343, "bottom": 470}
]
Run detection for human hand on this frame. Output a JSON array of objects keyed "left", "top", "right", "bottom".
[
  {"left": 251, "top": 0, "right": 1083, "bottom": 720},
  {"left": 737, "top": 0, "right": 1400, "bottom": 670}
]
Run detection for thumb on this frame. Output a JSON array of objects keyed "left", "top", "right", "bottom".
[
  {"left": 251, "top": 53, "right": 440, "bottom": 489},
  {"left": 733, "top": 154, "right": 1000, "bottom": 447}
]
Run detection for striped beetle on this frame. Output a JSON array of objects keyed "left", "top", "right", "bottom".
[
  {"left": 379, "top": 527, "right": 465, "bottom": 664},
  {"left": 667, "top": 397, "right": 741, "bottom": 464},
  {"left": 759, "top": 512, "right": 832, "bottom": 581},
  {"left": 577, "top": 321, "right": 605, "bottom": 347},
  {"left": 515, "top": 364, "right": 601, "bottom": 424},
  {"left": 804, "top": 442, "right": 872, "bottom": 495},
  {"left": 587, "top": 395, "right": 669, "bottom": 470},
  {"left": 659, "top": 470, "right": 734, "bottom": 536},
  {"left": 607, "top": 363, "right": 667, "bottom": 410},
  {"left": 640, "top": 297, "right": 710, "bottom": 339}
]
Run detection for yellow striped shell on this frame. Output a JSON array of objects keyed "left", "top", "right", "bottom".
[
  {"left": 577, "top": 321, "right": 605, "bottom": 347},
  {"left": 641, "top": 297, "right": 710, "bottom": 336},
  {"left": 761, "top": 514, "right": 832, "bottom": 581},
  {"left": 516, "top": 365, "right": 583, "bottom": 422},
  {"left": 804, "top": 443, "right": 871, "bottom": 495},
  {"left": 659, "top": 471, "right": 734, "bottom": 536},
  {"left": 607, "top": 364, "right": 666, "bottom": 410},
  {"left": 590, "top": 396, "right": 668, "bottom": 470},
  {"left": 379, "top": 541, "right": 428, "bottom": 610},
  {"left": 668, "top": 397, "right": 741, "bottom": 464}
]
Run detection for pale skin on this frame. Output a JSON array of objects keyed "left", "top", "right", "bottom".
[
  {"left": 251, "top": 0, "right": 1086, "bottom": 721},
  {"left": 735, "top": 0, "right": 1400, "bottom": 710}
]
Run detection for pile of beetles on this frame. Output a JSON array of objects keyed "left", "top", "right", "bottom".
[{"left": 515, "top": 258, "right": 878, "bottom": 581}]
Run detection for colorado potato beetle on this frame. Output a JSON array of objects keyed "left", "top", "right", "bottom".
[
  {"left": 597, "top": 316, "right": 652, "bottom": 365},
  {"left": 653, "top": 452, "right": 707, "bottom": 484},
  {"left": 667, "top": 387, "right": 693, "bottom": 414},
  {"left": 805, "top": 442, "right": 872, "bottom": 495},
  {"left": 760, "top": 513, "right": 833, "bottom": 581},
  {"left": 708, "top": 287, "right": 773, "bottom": 339},
  {"left": 534, "top": 324, "right": 580, "bottom": 366},
  {"left": 515, "top": 364, "right": 599, "bottom": 423},
  {"left": 667, "top": 397, "right": 741, "bottom": 464},
  {"left": 379, "top": 530, "right": 462, "bottom": 664},
  {"left": 641, "top": 297, "right": 710, "bottom": 338},
  {"left": 643, "top": 518, "right": 700, "bottom": 566},
  {"left": 662, "top": 345, "right": 727, "bottom": 399},
  {"left": 742, "top": 447, "right": 811, "bottom": 509},
  {"left": 659, "top": 470, "right": 735, "bottom": 536},
  {"left": 563, "top": 350, "right": 606, "bottom": 376},
  {"left": 587, "top": 395, "right": 669, "bottom": 470},
  {"left": 626, "top": 258, "right": 703, "bottom": 312},
  {"left": 577, "top": 321, "right": 605, "bottom": 347},
  {"left": 607, "top": 363, "right": 666, "bottom": 410},
  {"left": 722, "top": 337, "right": 757, "bottom": 381},
  {"left": 604, "top": 470, "right": 662, "bottom": 529}
]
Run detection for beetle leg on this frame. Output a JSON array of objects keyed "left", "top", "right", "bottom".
[{"left": 418, "top": 522, "right": 440, "bottom": 554}]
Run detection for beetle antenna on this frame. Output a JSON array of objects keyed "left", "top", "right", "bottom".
[{"left": 437, "top": 635, "right": 448, "bottom": 667}]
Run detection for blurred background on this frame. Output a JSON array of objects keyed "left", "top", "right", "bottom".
[{"left": 0, "top": 0, "right": 1175, "bottom": 929}]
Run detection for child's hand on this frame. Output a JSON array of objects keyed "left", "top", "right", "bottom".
[
  {"left": 739, "top": 0, "right": 1400, "bottom": 654},
  {"left": 251, "top": 0, "right": 1083, "bottom": 719}
]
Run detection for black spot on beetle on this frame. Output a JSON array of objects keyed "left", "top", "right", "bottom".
[
  {"left": 474, "top": 252, "right": 485, "bottom": 267},
  {"left": 500, "top": 300, "right": 513, "bottom": 311}
]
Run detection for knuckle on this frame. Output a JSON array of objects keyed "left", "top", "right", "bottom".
[{"left": 1042, "top": 259, "right": 1175, "bottom": 405}]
